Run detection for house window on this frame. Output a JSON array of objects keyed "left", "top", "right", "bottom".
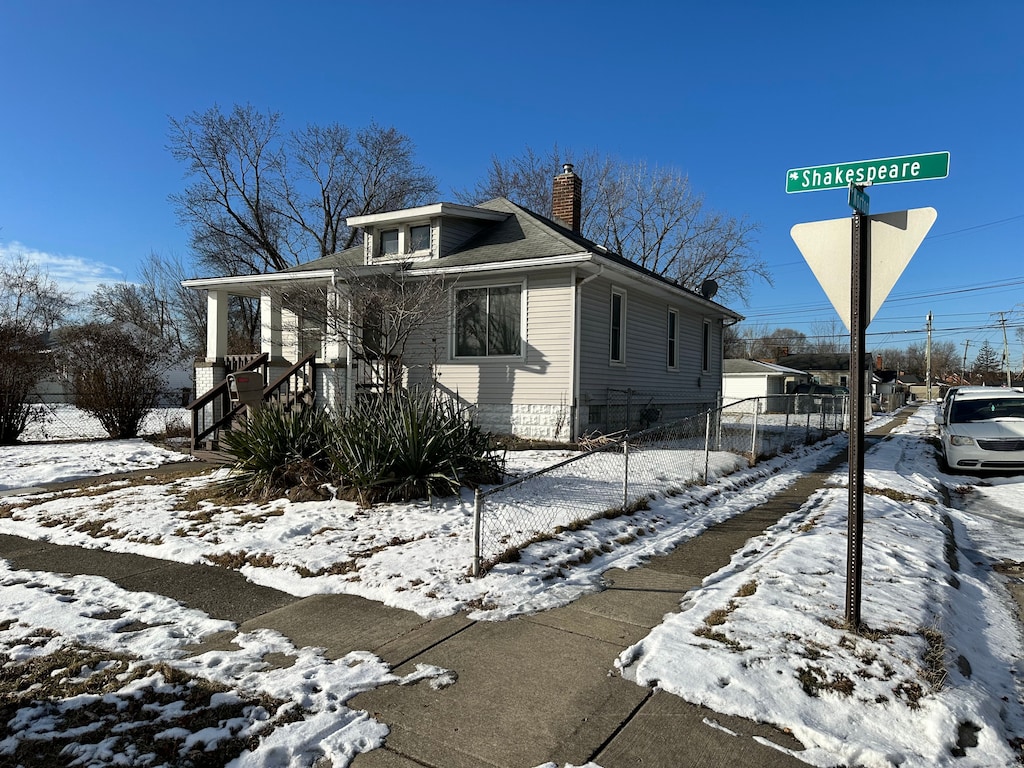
[
  {"left": 298, "top": 315, "right": 325, "bottom": 358},
  {"left": 667, "top": 309, "right": 678, "bottom": 369},
  {"left": 361, "top": 300, "right": 386, "bottom": 359},
  {"left": 610, "top": 288, "right": 625, "bottom": 364},
  {"left": 701, "top": 319, "right": 711, "bottom": 372},
  {"left": 409, "top": 224, "right": 430, "bottom": 252},
  {"left": 380, "top": 229, "right": 399, "bottom": 255},
  {"left": 377, "top": 224, "right": 431, "bottom": 257},
  {"left": 455, "top": 285, "right": 522, "bottom": 357}
]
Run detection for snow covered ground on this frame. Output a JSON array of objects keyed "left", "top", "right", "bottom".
[{"left": 1, "top": 403, "right": 1022, "bottom": 766}]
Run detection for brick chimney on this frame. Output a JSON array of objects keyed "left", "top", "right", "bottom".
[
  {"left": 876, "top": 354, "right": 883, "bottom": 371},
  {"left": 552, "top": 163, "right": 581, "bottom": 233}
]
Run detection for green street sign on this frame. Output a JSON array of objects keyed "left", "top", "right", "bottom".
[
  {"left": 786, "top": 151, "right": 949, "bottom": 194},
  {"left": 848, "top": 183, "right": 870, "bottom": 214}
]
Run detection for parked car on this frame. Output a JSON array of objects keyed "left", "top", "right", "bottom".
[
  {"left": 935, "top": 388, "right": 1024, "bottom": 472},
  {"left": 793, "top": 383, "right": 849, "bottom": 414}
]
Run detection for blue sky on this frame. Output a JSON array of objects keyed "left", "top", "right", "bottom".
[{"left": 2, "top": 0, "right": 1022, "bottom": 369}]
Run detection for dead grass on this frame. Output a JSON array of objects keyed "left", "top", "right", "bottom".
[
  {"left": 864, "top": 486, "right": 936, "bottom": 505},
  {"left": 734, "top": 580, "right": 758, "bottom": 598},
  {"left": 0, "top": 636, "right": 299, "bottom": 768},
  {"left": 693, "top": 626, "right": 749, "bottom": 652},
  {"left": 796, "top": 665, "right": 855, "bottom": 697},
  {"left": 812, "top": 619, "right": 947, "bottom": 707},
  {"left": 204, "top": 551, "right": 278, "bottom": 569}
]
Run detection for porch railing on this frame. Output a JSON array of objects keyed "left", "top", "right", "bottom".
[{"left": 186, "top": 351, "right": 317, "bottom": 452}]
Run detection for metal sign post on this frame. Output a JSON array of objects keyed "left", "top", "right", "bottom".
[
  {"left": 846, "top": 210, "right": 869, "bottom": 628},
  {"left": 788, "top": 152, "right": 946, "bottom": 630}
]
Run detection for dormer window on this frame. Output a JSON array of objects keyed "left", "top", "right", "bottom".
[
  {"left": 376, "top": 223, "right": 431, "bottom": 258},
  {"left": 380, "top": 229, "right": 400, "bottom": 255},
  {"left": 409, "top": 224, "right": 430, "bottom": 252}
]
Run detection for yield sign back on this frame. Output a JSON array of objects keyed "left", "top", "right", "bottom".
[{"left": 790, "top": 207, "right": 937, "bottom": 331}]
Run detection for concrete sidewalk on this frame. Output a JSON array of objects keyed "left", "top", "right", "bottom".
[{"left": 0, "top": 412, "right": 915, "bottom": 767}]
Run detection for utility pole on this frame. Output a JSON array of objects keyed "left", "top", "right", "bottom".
[
  {"left": 962, "top": 340, "right": 970, "bottom": 385},
  {"left": 999, "top": 312, "right": 1011, "bottom": 388},
  {"left": 925, "top": 312, "right": 933, "bottom": 401}
]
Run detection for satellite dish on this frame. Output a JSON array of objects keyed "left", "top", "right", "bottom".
[{"left": 700, "top": 279, "right": 719, "bottom": 299}]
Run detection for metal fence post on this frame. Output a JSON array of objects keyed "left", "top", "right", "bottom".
[
  {"left": 622, "top": 439, "right": 630, "bottom": 510},
  {"left": 704, "top": 411, "right": 712, "bottom": 483},
  {"left": 784, "top": 396, "right": 792, "bottom": 449},
  {"left": 750, "top": 400, "right": 760, "bottom": 461},
  {"left": 472, "top": 488, "right": 482, "bottom": 577}
]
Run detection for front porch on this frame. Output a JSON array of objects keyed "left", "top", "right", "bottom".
[{"left": 183, "top": 277, "right": 394, "bottom": 455}]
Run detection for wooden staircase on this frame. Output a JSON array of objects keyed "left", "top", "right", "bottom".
[{"left": 186, "top": 351, "right": 317, "bottom": 460}]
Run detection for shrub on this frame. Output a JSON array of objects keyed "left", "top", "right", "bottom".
[
  {"left": 53, "top": 323, "right": 174, "bottom": 439},
  {"left": 0, "top": 325, "right": 46, "bottom": 444},
  {"left": 220, "top": 404, "right": 335, "bottom": 502},
  {"left": 331, "top": 389, "right": 504, "bottom": 506}
]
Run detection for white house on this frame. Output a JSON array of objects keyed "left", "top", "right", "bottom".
[
  {"left": 182, "top": 166, "right": 742, "bottom": 447},
  {"left": 722, "top": 359, "right": 809, "bottom": 413}
]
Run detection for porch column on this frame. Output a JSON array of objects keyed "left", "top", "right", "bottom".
[
  {"left": 205, "top": 289, "right": 229, "bottom": 362},
  {"left": 322, "top": 285, "right": 345, "bottom": 361},
  {"left": 261, "top": 291, "right": 283, "bottom": 360}
]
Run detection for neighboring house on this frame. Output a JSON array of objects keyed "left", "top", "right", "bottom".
[
  {"left": 874, "top": 369, "right": 907, "bottom": 411},
  {"left": 183, "top": 165, "right": 742, "bottom": 444},
  {"left": 777, "top": 352, "right": 875, "bottom": 415},
  {"left": 776, "top": 353, "right": 861, "bottom": 389},
  {"left": 722, "top": 359, "right": 810, "bottom": 413}
]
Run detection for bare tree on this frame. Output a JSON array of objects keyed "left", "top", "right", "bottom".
[
  {"left": 0, "top": 256, "right": 72, "bottom": 442},
  {"left": 272, "top": 265, "right": 453, "bottom": 394},
  {"left": 459, "top": 146, "right": 769, "bottom": 304},
  {"left": 808, "top": 317, "right": 846, "bottom": 354},
  {"left": 90, "top": 252, "right": 209, "bottom": 359},
  {"left": 168, "top": 104, "right": 437, "bottom": 277},
  {"left": 725, "top": 323, "right": 809, "bottom": 360}
]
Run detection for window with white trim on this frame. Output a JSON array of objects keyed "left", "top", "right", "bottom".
[
  {"left": 376, "top": 223, "right": 431, "bottom": 257},
  {"left": 610, "top": 288, "right": 625, "bottom": 364},
  {"left": 454, "top": 284, "right": 522, "bottom": 357},
  {"left": 409, "top": 224, "right": 430, "bottom": 252},
  {"left": 702, "top": 319, "right": 712, "bottom": 372},
  {"left": 380, "top": 228, "right": 400, "bottom": 255},
  {"left": 667, "top": 309, "right": 678, "bottom": 369}
]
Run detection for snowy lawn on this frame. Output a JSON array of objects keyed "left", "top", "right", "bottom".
[{"left": 1, "top": 404, "right": 1022, "bottom": 766}]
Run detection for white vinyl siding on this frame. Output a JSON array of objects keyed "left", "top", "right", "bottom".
[
  {"left": 433, "top": 272, "right": 574, "bottom": 405},
  {"left": 577, "top": 274, "right": 723, "bottom": 402}
]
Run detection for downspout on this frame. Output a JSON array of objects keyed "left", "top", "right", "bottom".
[{"left": 571, "top": 265, "right": 603, "bottom": 440}]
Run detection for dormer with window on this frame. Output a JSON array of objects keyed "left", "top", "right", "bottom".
[{"left": 349, "top": 203, "right": 508, "bottom": 265}]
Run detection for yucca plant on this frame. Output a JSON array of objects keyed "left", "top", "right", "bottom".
[
  {"left": 331, "top": 389, "right": 504, "bottom": 506},
  {"left": 220, "top": 404, "right": 335, "bottom": 502}
]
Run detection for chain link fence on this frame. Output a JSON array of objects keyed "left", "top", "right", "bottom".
[
  {"left": 10, "top": 394, "right": 190, "bottom": 444},
  {"left": 472, "top": 394, "right": 849, "bottom": 575}
]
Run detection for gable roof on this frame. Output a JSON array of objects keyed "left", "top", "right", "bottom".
[
  {"left": 724, "top": 359, "right": 808, "bottom": 376},
  {"left": 777, "top": 353, "right": 874, "bottom": 372},
  {"left": 186, "top": 196, "right": 742, "bottom": 321}
]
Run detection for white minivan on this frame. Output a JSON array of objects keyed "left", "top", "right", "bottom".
[{"left": 935, "top": 387, "right": 1024, "bottom": 472}]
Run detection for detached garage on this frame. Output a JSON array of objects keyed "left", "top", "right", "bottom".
[{"left": 723, "top": 359, "right": 810, "bottom": 413}]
